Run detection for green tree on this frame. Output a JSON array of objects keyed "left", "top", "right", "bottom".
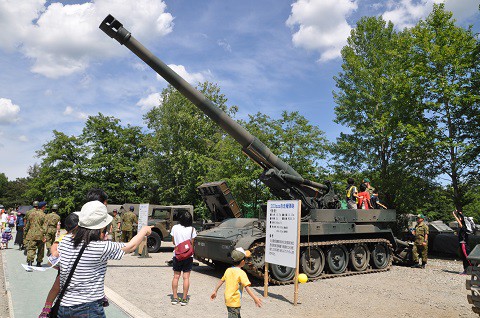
[
  {"left": 332, "top": 16, "right": 422, "bottom": 211},
  {"left": 0, "top": 173, "right": 8, "bottom": 204},
  {"left": 409, "top": 4, "right": 480, "bottom": 211},
  {"left": 81, "top": 113, "right": 146, "bottom": 204},
  {"left": 34, "top": 130, "right": 85, "bottom": 214},
  {"left": 141, "top": 82, "right": 234, "bottom": 209}
]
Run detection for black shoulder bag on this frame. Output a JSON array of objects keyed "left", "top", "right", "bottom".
[{"left": 49, "top": 242, "right": 88, "bottom": 318}]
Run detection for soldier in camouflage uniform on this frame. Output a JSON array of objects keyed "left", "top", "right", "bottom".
[
  {"left": 25, "top": 201, "right": 47, "bottom": 267},
  {"left": 23, "top": 201, "right": 39, "bottom": 254},
  {"left": 109, "top": 209, "right": 122, "bottom": 242},
  {"left": 43, "top": 204, "right": 61, "bottom": 256},
  {"left": 121, "top": 206, "right": 138, "bottom": 242},
  {"left": 411, "top": 213, "right": 429, "bottom": 268}
]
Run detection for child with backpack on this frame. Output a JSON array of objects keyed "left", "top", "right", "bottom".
[{"left": 1, "top": 227, "right": 13, "bottom": 249}]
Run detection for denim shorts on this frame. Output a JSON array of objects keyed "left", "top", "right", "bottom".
[
  {"left": 172, "top": 256, "right": 193, "bottom": 272},
  {"left": 58, "top": 299, "right": 105, "bottom": 318}
]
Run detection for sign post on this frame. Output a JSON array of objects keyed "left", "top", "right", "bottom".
[
  {"left": 265, "top": 200, "right": 301, "bottom": 305},
  {"left": 134, "top": 203, "right": 150, "bottom": 258}
]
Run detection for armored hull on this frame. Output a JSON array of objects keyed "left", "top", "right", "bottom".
[{"left": 194, "top": 209, "right": 397, "bottom": 284}]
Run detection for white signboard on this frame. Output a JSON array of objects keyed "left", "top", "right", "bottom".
[
  {"left": 265, "top": 200, "right": 300, "bottom": 268},
  {"left": 138, "top": 203, "right": 149, "bottom": 232}
]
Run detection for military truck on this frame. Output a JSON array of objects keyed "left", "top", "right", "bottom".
[
  {"left": 144, "top": 205, "right": 194, "bottom": 253},
  {"left": 100, "top": 15, "right": 403, "bottom": 284},
  {"left": 109, "top": 203, "right": 194, "bottom": 253}
]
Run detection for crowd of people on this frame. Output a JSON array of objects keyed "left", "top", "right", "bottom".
[{"left": 1, "top": 189, "right": 257, "bottom": 318}]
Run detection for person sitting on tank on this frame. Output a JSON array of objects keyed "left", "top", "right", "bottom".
[
  {"left": 370, "top": 190, "right": 387, "bottom": 209},
  {"left": 345, "top": 178, "right": 358, "bottom": 209},
  {"left": 357, "top": 183, "right": 372, "bottom": 209}
]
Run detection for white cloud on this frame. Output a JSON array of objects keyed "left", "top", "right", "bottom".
[
  {"left": 0, "top": 98, "right": 20, "bottom": 123},
  {"left": 0, "top": 0, "right": 174, "bottom": 78},
  {"left": 18, "top": 135, "right": 29, "bottom": 142},
  {"left": 63, "top": 105, "right": 74, "bottom": 115},
  {"left": 157, "top": 64, "right": 208, "bottom": 85},
  {"left": 286, "top": 0, "right": 358, "bottom": 62},
  {"left": 136, "top": 92, "right": 162, "bottom": 110},
  {"left": 382, "top": 0, "right": 479, "bottom": 29},
  {"left": 63, "top": 106, "right": 88, "bottom": 120},
  {"left": 217, "top": 39, "right": 232, "bottom": 52}
]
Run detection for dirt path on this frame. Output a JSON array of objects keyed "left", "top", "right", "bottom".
[{"left": 104, "top": 243, "right": 476, "bottom": 318}]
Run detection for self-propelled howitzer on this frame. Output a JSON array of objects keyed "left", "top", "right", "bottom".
[{"left": 100, "top": 15, "right": 398, "bottom": 284}]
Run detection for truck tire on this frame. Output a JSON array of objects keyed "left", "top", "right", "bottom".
[{"left": 147, "top": 231, "right": 162, "bottom": 253}]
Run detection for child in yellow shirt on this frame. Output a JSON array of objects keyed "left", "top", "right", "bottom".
[{"left": 211, "top": 247, "right": 262, "bottom": 317}]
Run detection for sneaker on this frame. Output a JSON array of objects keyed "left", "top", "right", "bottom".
[
  {"left": 460, "top": 271, "right": 468, "bottom": 275},
  {"left": 171, "top": 298, "right": 180, "bottom": 305},
  {"left": 421, "top": 264, "right": 426, "bottom": 269},
  {"left": 180, "top": 298, "right": 189, "bottom": 306},
  {"left": 411, "top": 263, "right": 421, "bottom": 268}
]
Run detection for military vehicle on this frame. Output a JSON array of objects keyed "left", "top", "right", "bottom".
[
  {"left": 100, "top": 15, "right": 401, "bottom": 284},
  {"left": 110, "top": 203, "right": 194, "bottom": 253},
  {"left": 466, "top": 246, "right": 480, "bottom": 315},
  {"left": 144, "top": 205, "right": 194, "bottom": 253}
]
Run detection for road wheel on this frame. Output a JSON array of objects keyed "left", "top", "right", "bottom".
[
  {"left": 270, "top": 264, "right": 296, "bottom": 282},
  {"left": 327, "top": 245, "right": 348, "bottom": 274},
  {"left": 371, "top": 242, "right": 391, "bottom": 269},
  {"left": 147, "top": 231, "right": 162, "bottom": 253},
  {"left": 349, "top": 244, "right": 370, "bottom": 272},
  {"left": 300, "top": 247, "right": 325, "bottom": 278}
]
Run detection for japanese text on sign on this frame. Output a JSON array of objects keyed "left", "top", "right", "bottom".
[
  {"left": 138, "top": 204, "right": 149, "bottom": 232},
  {"left": 265, "top": 200, "right": 300, "bottom": 268}
]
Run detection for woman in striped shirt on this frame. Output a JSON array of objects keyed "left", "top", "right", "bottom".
[{"left": 57, "top": 200, "right": 152, "bottom": 317}]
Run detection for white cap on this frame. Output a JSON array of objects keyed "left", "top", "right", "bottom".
[{"left": 75, "top": 201, "right": 112, "bottom": 230}]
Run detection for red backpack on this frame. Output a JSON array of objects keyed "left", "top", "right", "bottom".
[{"left": 175, "top": 228, "right": 195, "bottom": 261}]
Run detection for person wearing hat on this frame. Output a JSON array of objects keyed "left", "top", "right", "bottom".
[
  {"left": 56, "top": 200, "right": 152, "bottom": 316},
  {"left": 121, "top": 206, "right": 138, "bottom": 242},
  {"left": 211, "top": 247, "right": 262, "bottom": 316},
  {"left": 108, "top": 209, "right": 122, "bottom": 242},
  {"left": 362, "top": 178, "right": 375, "bottom": 196},
  {"left": 44, "top": 204, "right": 61, "bottom": 256},
  {"left": 411, "top": 213, "right": 429, "bottom": 268},
  {"left": 1, "top": 227, "right": 13, "bottom": 249},
  {"left": 24, "top": 201, "right": 47, "bottom": 267}
]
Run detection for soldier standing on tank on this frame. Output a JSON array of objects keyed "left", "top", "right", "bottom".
[
  {"left": 121, "top": 206, "right": 138, "bottom": 242},
  {"left": 362, "top": 178, "right": 375, "bottom": 196},
  {"left": 411, "top": 213, "right": 429, "bottom": 268},
  {"left": 25, "top": 201, "right": 47, "bottom": 267},
  {"left": 44, "top": 204, "right": 61, "bottom": 256},
  {"left": 109, "top": 209, "right": 122, "bottom": 242}
]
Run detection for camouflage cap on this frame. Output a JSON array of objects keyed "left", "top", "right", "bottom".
[
  {"left": 230, "top": 247, "right": 251, "bottom": 262},
  {"left": 363, "top": 178, "right": 371, "bottom": 183},
  {"left": 417, "top": 213, "right": 425, "bottom": 219}
]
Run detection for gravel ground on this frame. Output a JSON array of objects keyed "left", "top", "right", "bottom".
[
  {"left": 105, "top": 242, "right": 476, "bottom": 318},
  {"left": 0, "top": 251, "right": 10, "bottom": 318}
]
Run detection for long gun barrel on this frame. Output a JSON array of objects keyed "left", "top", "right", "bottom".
[
  {"left": 100, "top": 15, "right": 299, "bottom": 177},
  {"left": 100, "top": 15, "right": 337, "bottom": 215}
]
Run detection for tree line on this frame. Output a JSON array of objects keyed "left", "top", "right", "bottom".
[{"left": 0, "top": 4, "right": 479, "bottom": 225}]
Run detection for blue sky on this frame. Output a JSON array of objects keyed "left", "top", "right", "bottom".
[{"left": 0, "top": 0, "right": 478, "bottom": 180}]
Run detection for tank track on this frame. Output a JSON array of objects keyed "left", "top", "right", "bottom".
[
  {"left": 466, "top": 260, "right": 480, "bottom": 315},
  {"left": 246, "top": 238, "right": 393, "bottom": 285},
  {"left": 196, "top": 238, "right": 393, "bottom": 285}
]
